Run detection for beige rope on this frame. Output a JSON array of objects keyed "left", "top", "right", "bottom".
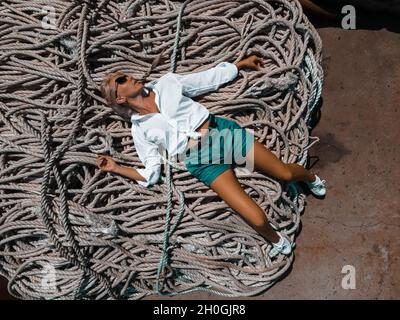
[{"left": 0, "top": 0, "right": 323, "bottom": 299}]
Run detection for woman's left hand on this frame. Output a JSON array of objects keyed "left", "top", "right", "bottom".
[{"left": 237, "top": 55, "right": 265, "bottom": 71}]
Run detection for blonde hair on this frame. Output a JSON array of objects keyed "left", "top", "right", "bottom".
[{"left": 99, "top": 70, "right": 125, "bottom": 110}]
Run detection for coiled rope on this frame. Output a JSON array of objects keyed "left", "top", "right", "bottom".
[{"left": 0, "top": 0, "right": 323, "bottom": 299}]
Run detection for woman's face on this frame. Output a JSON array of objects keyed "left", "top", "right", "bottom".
[
  {"left": 111, "top": 73, "right": 144, "bottom": 119},
  {"left": 113, "top": 73, "right": 143, "bottom": 102}
]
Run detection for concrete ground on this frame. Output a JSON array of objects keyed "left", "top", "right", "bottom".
[{"left": 1, "top": 10, "right": 399, "bottom": 300}]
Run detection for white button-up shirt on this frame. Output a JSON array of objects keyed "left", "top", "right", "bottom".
[{"left": 130, "top": 61, "right": 238, "bottom": 187}]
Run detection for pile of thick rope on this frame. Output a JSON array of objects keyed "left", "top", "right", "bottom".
[{"left": 0, "top": 0, "right": 323, "bottom": 299}]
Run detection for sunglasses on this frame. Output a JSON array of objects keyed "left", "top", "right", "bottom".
[{"left": 114, "top": 74, "right": 128, "bottom": 100}]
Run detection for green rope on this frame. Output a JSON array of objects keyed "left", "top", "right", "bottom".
[{"left": 304, "top": 48, "right": 324, "bottom": 129}]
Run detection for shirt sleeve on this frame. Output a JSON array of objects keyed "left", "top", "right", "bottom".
[
  {"left": 171, "top": 61, "right": 239, "bottom": 98},
  {"left": 131, "top": 125, "right": 163, "bottom": 188}
]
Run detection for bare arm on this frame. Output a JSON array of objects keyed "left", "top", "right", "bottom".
[
  {"left": 234, "top": 61, "right": 247, "bottom": 71},
  {"left": 96, "top": 154, "right": 147, "bottom": 182},
  {"left": 113, "top": 164, "right": 147, "bottom": 182}
]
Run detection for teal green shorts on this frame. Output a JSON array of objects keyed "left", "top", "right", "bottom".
[{"left": 183, "top": 113, "right": 255, "bottom": 187}]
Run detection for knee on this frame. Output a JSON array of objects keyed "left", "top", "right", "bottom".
[
  {"left": 279, "top": 167, "right": 293, "bottom": 181},
  {"left": 252, "top": 214, "right": 268, "bottom": 229}
]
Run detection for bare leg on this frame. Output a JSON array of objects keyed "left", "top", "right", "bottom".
[
  {"left": 246, "top": 139, "right": 317, "bottom": 183},
  {"left": 209, "top": 168, "right": 280, "bottom": 243}
]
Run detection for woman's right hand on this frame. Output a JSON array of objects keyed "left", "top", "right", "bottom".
[{"left": 96, "top": 154, "right": 117, "bottom": 172}]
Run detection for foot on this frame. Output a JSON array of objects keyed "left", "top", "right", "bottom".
[
  {"left": 268, "top": 232, "right": 292, "bottom": 259},
  {"left": 305, "top": 174, "right": 326, "bottom": 196}
]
